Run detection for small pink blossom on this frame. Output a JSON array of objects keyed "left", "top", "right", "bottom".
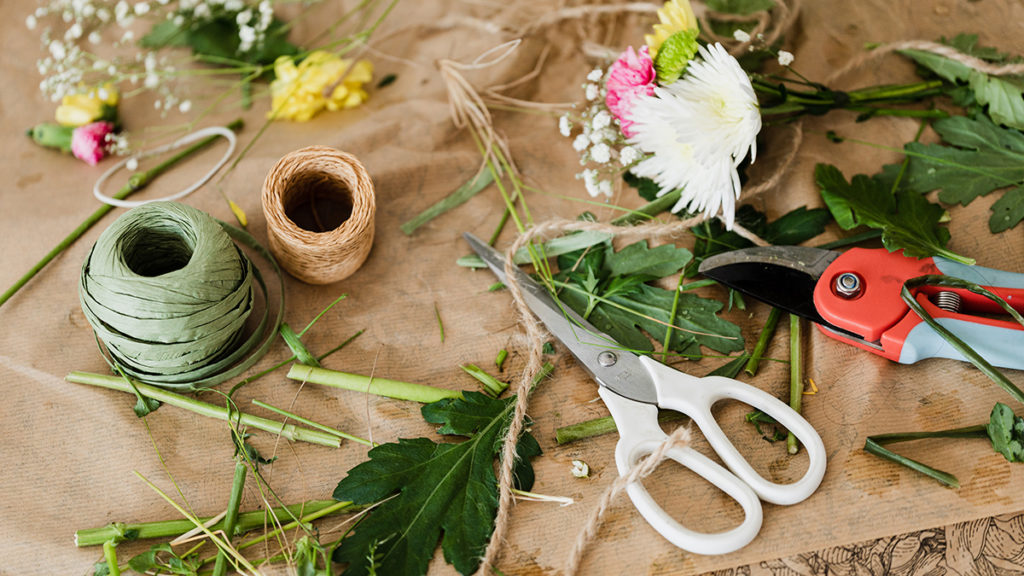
[
  {"left": 605, "top": 46, "right": 656, "bottom": 137},
  {"left": 71, "top": 121, "right": 113, "bottom": 165}
]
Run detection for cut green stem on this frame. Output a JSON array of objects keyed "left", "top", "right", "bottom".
[
  {"left": 211, "top": 459, "right": 247, "bottom": 576},
  {"left": 787, "top": 314, "right": 802, "bottom": 455},
  {"left": 103, "top": 540, "right": 121, "bottom": 576},
  {"left": 252, "top": 399, "right": 373, "bottom": 446},
  {"left": 0, "top": 118, "right": 244, "bottom": 309},
  {"left": 287, "top": 365, "right": 463, "bottom": 404},
  {"left": 865, "top": 425, "right": 988, "bottom": 488},
  {"left": 76, "top": 500, "right": 346, "bottom": 547},
  {"left": 461, "top": 364, "right": 508, "bottom": 397},
  {"left": 745, "top": 308, "right": 781, "bottom": 376},
  {"left": 556, "top": 411, "right": 687, "bottom": 445},
  {"left": 610, "top": 189, "right": 683, "bottom": 226},
  {"left": 230, "top": 329, "right": 364, "bottom": 393},
  {"left": 661, "top": 273, "right": 686, "bottom": 363},
  {"left": 66, "top": 371, "right": 340, "bottom": 448},
  {"left": 495, "top": 349, "right": 508, "bottom": 371}
]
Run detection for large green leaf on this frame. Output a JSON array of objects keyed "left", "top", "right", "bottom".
[{"left": 332, "top": 393, "right": 539, "bottom": 576}]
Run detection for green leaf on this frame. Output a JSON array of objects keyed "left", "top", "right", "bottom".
[
  {"left": 128, "top": 543, "right": 201, "bottom": 575},
  {"left": 91, "top": 562, "right": 111, "bottom": 576},
  {"left": 990, "top": 186, "right": 1024, "bottom": 233},
  {"left": 602, "top": 241, "right": 692, "bottom": 279},
  {"left": 815, "top": 163, "right": 961, "bottom": 261},
  {"left": 623, "top": 172, "right": 662, "bottom": 202},
  {"left": 401, "top": 169, "right": 494, "bottom": 235},
  {"left": 140, "top": 20, "right": 190, "bottom": 48},
  {"left": 332, "top": 392, "right": 539, "bottom": 576},
  {"left": 705, "top": 0, "right": 775, "bottom": 14},
  {"left": 987, "top": 402, "right": 1024, "bottom": 462}
]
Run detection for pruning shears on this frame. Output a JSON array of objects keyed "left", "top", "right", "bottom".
[
  {"left": 464, "top": 233, "right": 826, "bottom": 555},
  {"left": 699, "top": 246, "right": 1024, "bottom": 369}
]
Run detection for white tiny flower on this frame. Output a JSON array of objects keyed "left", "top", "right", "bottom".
[
  {"left": 121, "top": 30, "right": 134, "bottom": 42},
  {"left": 193, "top": 4, "right": 210, "bottom": 18},
  {"left": 236, "top": 10, "right": 251, "bottom": 24},
  {"left": 598, "top": 179, "right": 613, "bottom": 197},
  {"left": 559, "top": 114, "right": 572, "bottom": 137},
  {"left": 115, "top": 0, "right": 129, "bottom": 19},
  {"left": 173, "top": 15, "right": 184, "bottom": 25},
  {"left": 49, "top": 41, "right": 66, "bottom": 60},
  {"left": 97, "top": 7, "right": 111, "bottom": 21},
  {"left": 238, "top": 25, "right": 255, "bottom": 43},
  {"left": 83, "top": 4, "right": 96, "bottom": 17},
  {"left": 108, "top": 65, "right": 117, "bottom": 75},
  {"left": 66, "top": 23, "right": 83, "bottom": 39},
  {"left": 733, "top": 29, "right": 751, "bottom": 43},
  {"left": 62, "top": 10, "right": 73, "bottom": 22},
  {"left": 582, "top": 170, "right": 601, "bottom": 197},
  {"left": 224, "top": 0, "right": 244, "bottom": 11},
  {"left": 572, "top": 133, "right": 590, "bottom": 152},
  {"left": 571, "top": 460, "right": 590, "bottom": 478},
  {"left": 126, "top": 157, "right": 139, "bottom": 171},
  {"left": 592, "top": 110, "right": 611, "bottom": 130},
  {"left": 25, "top": 15, "right": 37, "bottom": 30},
  {"left": 134, "top": 2, "right": 150, "bottom": 15},
  {"left": 619, "top": 145, "right": 640, "bottom": 166},
  {"left": 259, "top": 0, "right": 273, "bottom": 14},
  {"left": 88, "top": 31, "right": 102, "bottom": 44},
  {"left": 154, "top": 99, "right": 162, "bottom": 109},
  {"left": 778, "top": 50, "right": 795, "bottom": 67},
  {"left": 35, "top": 7, "right": 46, "bottom": 17},
  {"left": 585, "top": 83, "right": 599, "bottom": 101},
  {"left": 144, "top": 73, "right": 159, "bottom": 88},
  {"left": 590, "top": 142, "right": 611, "bottom": 164},
  {"left": 97, "top": 87, "right": 110, "bottom": 100},
  {"left": 586, "top": 68, "right": 603, "bottom": 82},
  {"left": 179, "top": 100, "right": 192, "bottom": 113}
]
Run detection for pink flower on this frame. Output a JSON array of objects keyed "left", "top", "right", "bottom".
[
  {"left": 605, "top": 46, "right": 656, "bottom": 137},
  {"left": 71, "top": 121, "right": 113, "bottom": 166}
]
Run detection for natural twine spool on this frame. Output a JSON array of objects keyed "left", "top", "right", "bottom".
[{"left": 261, "top": 145, "right": 376, "bottom": 284}]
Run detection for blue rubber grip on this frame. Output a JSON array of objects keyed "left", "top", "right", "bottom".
[
  {"left": 899, "top": 317, "right": 1024, "bottom": 370},
  {"left": 935, "top": 257, "right": 1024, "bottom": 290}
]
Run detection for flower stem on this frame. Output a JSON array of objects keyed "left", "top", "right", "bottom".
[
  {"left": 103, "top": 540, "right": 121, "bottom": 576},
  {"left": 286, "top": 365, "right": 463, "bottom": 403},
  {"left": 556, "top": 411, "right": 687, "bottom": 445},
  {"left": 252, "top": 399, "right": 374, "bottom": 446},
  {"left": 211, "top": 459, "right": 247, "bottom": 576},
  {"left": 0, "top": 119, "right": 243, "bottom": 310},
  {"left": 745, "top": 307, "right": 781, "bottom": 376},
  {"left": 610, "top": 189, "right": 682, "bottom": 226},
  {"left": 75, "top": 500, "right": 347, "bottom": 547},
  {"left": 787, "top": 314, "right": 803, "bottom": 455},
  {"left": 65, "top": 371, "right": 340, "bottom": 448}
]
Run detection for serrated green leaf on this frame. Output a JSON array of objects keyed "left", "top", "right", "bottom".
[
  {"left": 623, "top": 172, "right": 662, "bottom": 202},
  {"left": 968, "top": 70, "right": 1024, "bottom": 130},
  {"left": 706, "top": 0, "right": 775, "bottom": 14},
  {"left": 603, "top": 241, "right": 692, "bottom": 279},
  {"left": 901, "top": 48, "right": 973, "bottom": 83},
  {"left": 987, "top": 402, "right": 1024, "bottom": 462},
  {"left": 128, "top": 543, "right": 201, "bottom": 575},
  {"left": 332, "top": 392, "right": 539, "bottom": 576},
  {"left": 944, "top": 33, "right": 1011, "bottom": 63},
  {"left": 990, "top": 187, "right": 1024, "bottom": 233},
  {"left": 816, "top": 163, "right": 961, "bottom": 261}
]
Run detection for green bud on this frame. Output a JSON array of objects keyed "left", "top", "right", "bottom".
[
  {"left": 654, "top": 29, "right": 701, "bottom": 84},
  {"left": 28, "top": 123, "right": 74, "bottom": 152}
]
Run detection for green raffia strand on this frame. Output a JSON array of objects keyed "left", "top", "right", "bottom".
[
  {"left": 78, "top": 202, "right": 285, "bottom": 389},
  {"left": 495, "top": 349, "right": 508, "bottom": 371},
  {"left": 787, "top": 314, "right": 802, "bottom": 455},
  {"left": 76, "top": 500, "right": 349, "bottom": 547},
  {"left": 0, "top": 119, "right": 243, "bottom": 309},
  {"left": 287, "top": 365, "right": 463, "bottom": 404},
  {"left": 456, "top": 230, "right": 613, "bottom": 268},
  {"left": 252, "top": 399, "right": 373, "bottom": 447},
  {"left": 902, "top": 275, "right": 1024, "bottom": 404},
  {"left": 211, "top": 458, "right": 247, "bottom": 576},
  {"left": 461, "top": 364, "right": 508, "bottom": 397},
  {"left": 745, "top": 307, "right": 781, "bottom": 376},
  {"left": 610, "top": 189, "right": 683, "bottom": 226},
  {"left": 65, "top": 371, "right": 340, "bottom": 448},
  {"left": 435, "top": 303, "right": 445, "bottom": 343},
  {"left": 400, "top": 168, "right": 494, "bottom": 235},
  {"left": 864, "top": 426, "right": 989, "bottom": 488}
]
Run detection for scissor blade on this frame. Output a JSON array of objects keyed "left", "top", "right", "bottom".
[
  {"left": 697, "top": 246, "right": 840, "bottom": 326},
  {"left": 463, "top": 233, "right": 657, "bottom": 404}
]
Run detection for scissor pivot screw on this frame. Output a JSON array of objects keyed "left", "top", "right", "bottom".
[
  {"left": 597, "top": 351, "right": 617, "bottom": 367},
  {"left": 835, "top": 272, "right": 862, "bottom": 298}
]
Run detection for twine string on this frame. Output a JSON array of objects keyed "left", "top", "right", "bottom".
[
  {"left": 826, "top": 39, "right": 1024, "bottom": 86},
  {"left": 261, "top": 145, "right": 376, "bottom": 285}
]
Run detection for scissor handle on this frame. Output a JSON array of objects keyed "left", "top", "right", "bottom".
[
  {"left": 598, "top": 387, "right": 763, "bottom": 555},
  {"left": 639, "top": 356, "right": 827, "bottom": 506}
]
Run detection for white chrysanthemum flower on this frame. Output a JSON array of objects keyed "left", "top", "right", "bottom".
[
  {"left": 627, "top": 43, "right": 760, "bottom": 229},
  {"left": 778, "top": 50, "right": 794, "bottom": 66}
]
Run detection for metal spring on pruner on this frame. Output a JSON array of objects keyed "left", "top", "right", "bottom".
[{"left": 934, "top": 290, "right": 962, "bottom": 313}]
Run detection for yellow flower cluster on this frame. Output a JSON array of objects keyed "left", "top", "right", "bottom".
[
  {"left": 645, "top": 0, "right": 699, "bottom": 58},
  {"left": 56, "top": 83, "right": 119, "bottom": 126},
  {"left": 269, "top": 51, "right": 373, "bottom": 122}
]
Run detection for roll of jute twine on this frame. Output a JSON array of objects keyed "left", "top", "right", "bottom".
[{"left": 261, "top": 145, "right": 376, "bottom": 284}]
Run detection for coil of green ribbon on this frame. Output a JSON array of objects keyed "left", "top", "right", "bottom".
[{"left": 79, "top": 201, "right": 283, "bottom": 389}]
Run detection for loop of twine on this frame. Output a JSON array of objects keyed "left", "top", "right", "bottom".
[
  {"left": 261, "top": 145, "right": 376, "bottom": 285},
  {"left": 564, "top": 425, "right": 693, "bottom": 576}
]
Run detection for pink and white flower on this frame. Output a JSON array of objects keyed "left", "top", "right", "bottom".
[
  {"left": 605, "top": 46, "right": 656, "bottom": 137},
  {"left": 71, "top": 121, "right": 114, "bottom": 166}
]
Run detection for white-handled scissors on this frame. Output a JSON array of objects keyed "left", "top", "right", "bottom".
[{"left": 465, "top": 233, "right": 827, "bottom": 555}]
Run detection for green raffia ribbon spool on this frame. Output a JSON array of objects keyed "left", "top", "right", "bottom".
[{"left": 79, "top": 201, "right": 283, "bottom": 389}]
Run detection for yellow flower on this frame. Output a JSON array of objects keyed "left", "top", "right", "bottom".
[
  {"left": 55, "top": 83, "right": 119, "bottom": 126},
  {"left": 268, "top": 51, "right": 373, "bottom": 122},
  {"left": 645, "top": 0, "right": 699, "bottom": 59}
]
